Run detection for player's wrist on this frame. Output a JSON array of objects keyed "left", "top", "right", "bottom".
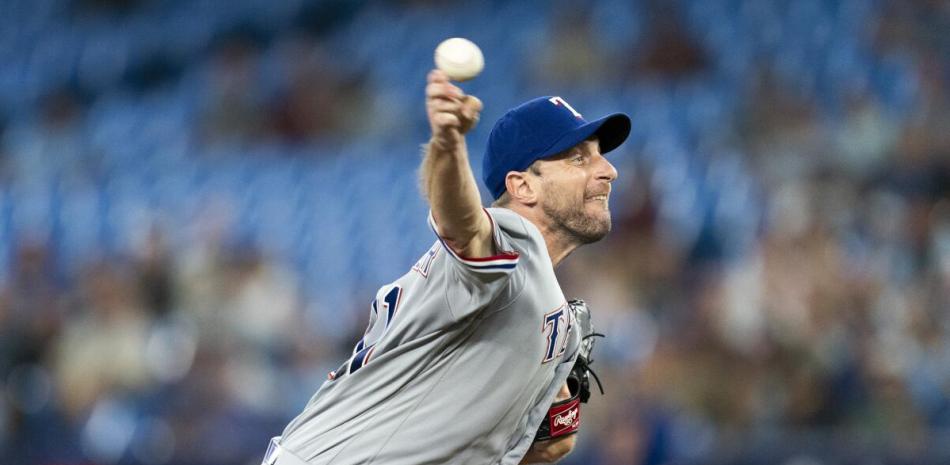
[
  {"left": 428, "top": 131, "right": 465, "bottom": 155},
  {"left": 520, "top": 434, "right": 577, "bottom": 464}
]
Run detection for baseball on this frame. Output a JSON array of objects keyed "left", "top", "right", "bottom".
[{"left": 434, "top": 37, "right": 484, "bottom": 82}]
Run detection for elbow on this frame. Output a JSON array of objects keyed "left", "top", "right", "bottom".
[{"left": 431, "top": 211, "right": 494, "bottom": 259}]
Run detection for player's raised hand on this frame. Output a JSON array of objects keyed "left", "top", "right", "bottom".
[{"left": 426, "top": 70, "right": 482, "bottom": 147}]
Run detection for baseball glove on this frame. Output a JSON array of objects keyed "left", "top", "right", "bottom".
[{"left": 534, "top": 299, "right": 604, "bottom": 441}]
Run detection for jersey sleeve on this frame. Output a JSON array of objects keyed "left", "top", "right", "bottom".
[
  {"left": 428, "top": 208, "right": 524, "bottom": 319},
  {"left": 428, "top": 208, "right": 521, "bottom": 278}
]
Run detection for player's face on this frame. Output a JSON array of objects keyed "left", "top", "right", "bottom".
[{"left": 534, "top": 138, "right": 618, "bottom": 244}]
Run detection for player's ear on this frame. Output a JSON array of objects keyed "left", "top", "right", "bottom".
[{"left": 505, "top": 171, "right": 538, "bottom": 206}]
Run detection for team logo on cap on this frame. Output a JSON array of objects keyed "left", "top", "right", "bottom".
[{"left": 548, "top": 96, "right": 583, "bottom": 119}]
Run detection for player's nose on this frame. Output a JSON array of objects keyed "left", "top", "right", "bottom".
[{"left": 593, "top": 153, "right": 618, "bottom": 183}]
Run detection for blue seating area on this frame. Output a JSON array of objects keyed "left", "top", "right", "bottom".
[{"left": 0, "top": 0, "right": 916, "bottom": 317}]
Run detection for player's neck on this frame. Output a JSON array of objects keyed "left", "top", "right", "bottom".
[
  {"left": 507, "top": 205, "right": 579, "bottom": 268},
  {"left": 541, "top": 230, "right": 579, "bottom": 268}
]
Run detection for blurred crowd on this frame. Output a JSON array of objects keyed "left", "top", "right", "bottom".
[
  {"left": 0, "top": 227, "right": 341, "bottom": 464},
  {"left": 0, "top": 1, "right": 948, "bottom": 464}
]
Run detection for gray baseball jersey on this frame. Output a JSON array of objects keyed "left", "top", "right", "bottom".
[{"left": 279, "top": 207, "right": 580, "bottom": 464}]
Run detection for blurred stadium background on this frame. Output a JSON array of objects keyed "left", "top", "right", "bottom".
[{"left": 0, "top": 0, "right": 947, "bottom": 464}]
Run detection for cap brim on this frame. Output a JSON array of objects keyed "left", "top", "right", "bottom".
[
  {"left": 592, "top": 113, "right": 632, "bottom": 155},
  {"left": 538, "top": 113, "right": 631, "bottom": 160}
]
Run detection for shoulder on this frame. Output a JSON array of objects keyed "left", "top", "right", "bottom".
[
  {"left": 485, "top": 207, "right": 540, "bottom": 241},
  {"left": 485, "top": 207, "right": 548, "bottom": 258}
]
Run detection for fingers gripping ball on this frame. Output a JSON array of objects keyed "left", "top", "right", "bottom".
[
  {"left": 458, "top": 95, "right": 482, "bottom": 133},
  {"left": 434, "top": 38, "right": 484, "bottom": 82}
]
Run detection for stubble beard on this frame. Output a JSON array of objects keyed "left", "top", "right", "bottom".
[{"left": 541, "top": 189, "right": 612, "bottom": 245}]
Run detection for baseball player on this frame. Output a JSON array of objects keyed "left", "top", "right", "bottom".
[{"left": 262, "top": 69, "right": 630, "bottom": 465}]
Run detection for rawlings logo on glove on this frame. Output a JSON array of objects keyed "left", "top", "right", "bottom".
[{"left": 552, "top": 402, "right": 579, "bottom": 430}]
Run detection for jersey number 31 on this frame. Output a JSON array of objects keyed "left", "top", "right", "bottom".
[{"left": 347, "top": 285, "right": 403, "bottom": 375}]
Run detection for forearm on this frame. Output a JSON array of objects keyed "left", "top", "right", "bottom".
[
  {"left": 422, "top": 137, "right": 491, "bottom": 256},
  {"left": 423, "top": 69, "right": 492, "bottom": 258},
  {"left": 518, "top": 434, "right": 577, "bottom": 464}
]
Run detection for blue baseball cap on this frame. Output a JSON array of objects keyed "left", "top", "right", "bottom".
[{"left": 482, "top": 96, "right": 631, "bottom": 199}]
